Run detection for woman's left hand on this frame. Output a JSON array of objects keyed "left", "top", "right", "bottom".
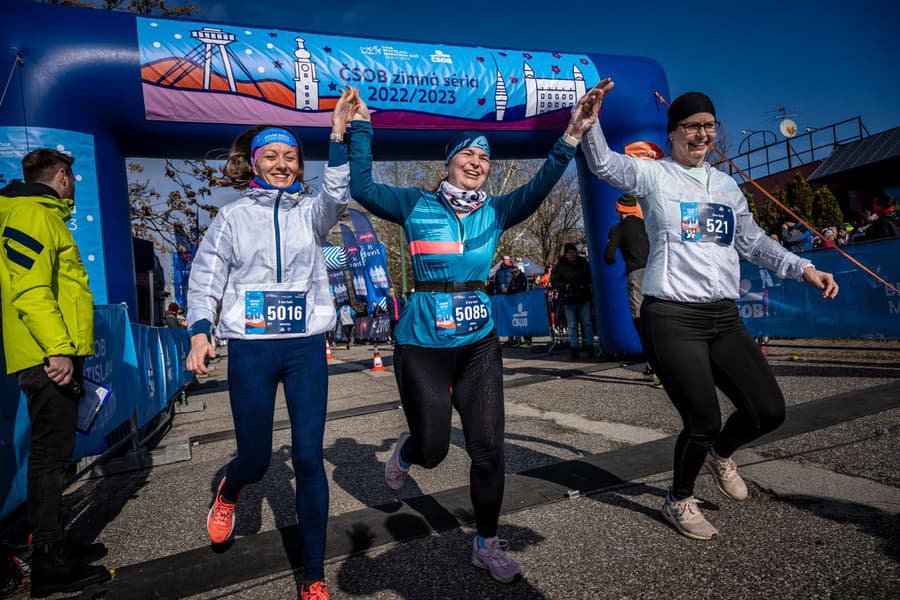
[
  {"left": 802, "top": 266, "right": 839, "bottom": 299},
  {"left": 565, "top": 78, "right": 613, "bottom": 141},
  {"left": 332, "top": 87, "right": 359, "bottom": 133}
]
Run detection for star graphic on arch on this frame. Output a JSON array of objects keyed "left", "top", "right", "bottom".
[
  {"left": 269, "top": 32, "right": 278, "bottom": 38},
  {"left": 328, "top": 82, "right": 338, "bottom": 91},
  {"left": 273, "top": 59, "right": 283, "bottom": 69},
  {"left": 323, "top": 46, "right": 332, "bottom": 53}
]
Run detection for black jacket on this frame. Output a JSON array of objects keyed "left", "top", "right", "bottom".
[
  {"left": 604, "top": 216, "right": 649, "bottom": 274},
  {"left": 550, "top": 255, "right": 592, "bottom": 304}
]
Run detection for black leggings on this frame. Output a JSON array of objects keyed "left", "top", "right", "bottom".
[
  {"left": 393, "top": 332, "right": 505, "bottom": 538},
  {"left": 640, "top": 297, "right": 785, "bottom": 499}
]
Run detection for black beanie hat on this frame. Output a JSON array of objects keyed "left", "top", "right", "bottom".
[
  {"left": 667, "top": 92, "right": 716, "bottom": 132},
  {"left": 564, "top": 242, "right": 578, "bottom": 254}
]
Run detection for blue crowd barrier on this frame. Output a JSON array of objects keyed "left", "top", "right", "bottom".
[
  {"left": 738, "top": 238, "right": 900, "bottom": 339},
  {"left": 75, "top": 304, "right": 142, "bottom": 459},
  {"left": 0, "top": 305, "right": 193, "bottom": 520},
  {"left": 491, "top": 289, "right": 551, "bottom": 338}
]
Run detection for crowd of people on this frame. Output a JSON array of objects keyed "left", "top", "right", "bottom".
[
  {"left": 776, "top": 195, "right": 899, "bottom": 252},
  {"left": 2, "top": 78, "right": 864, "bottom": 598}
]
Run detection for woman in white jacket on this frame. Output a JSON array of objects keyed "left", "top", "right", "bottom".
[
  {"left": 581, "top": 81, "right": 838, "bottom": 540},
  {"left": 185, "top": 90, "right": 356, "bottom": 600}
]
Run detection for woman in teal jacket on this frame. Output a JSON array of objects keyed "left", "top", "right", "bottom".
[{"left": 345, "top": 85, "right": 597, "bottom": 583}]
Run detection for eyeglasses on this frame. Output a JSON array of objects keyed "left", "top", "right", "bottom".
[{"left": 678, "top": 121, "right": 720, "bottom": 135}]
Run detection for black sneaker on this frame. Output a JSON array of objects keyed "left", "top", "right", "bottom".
[
  {"left": 29, "top": 542, "right": 110, "bottom": 598},
  {"left": 65, "top": 538, "right": 107, "bottom": 564}
]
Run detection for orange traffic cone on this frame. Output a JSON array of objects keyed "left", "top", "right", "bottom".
[
  {"left": 325, "top": 339, "right": 334, "bottom": 360},
  {"left": 370, "top": 343, "right": 385, "bottom": 372}
]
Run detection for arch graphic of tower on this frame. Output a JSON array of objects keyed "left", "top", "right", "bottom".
[
  {"left": 190, "top": 27, "right": 237, "bottom": 92},
  {"left": 523, "top": 62, "right": 585, "bottom": 118},
  {"left": 293, "top": 37, "right": 320, "bottom": 111}
]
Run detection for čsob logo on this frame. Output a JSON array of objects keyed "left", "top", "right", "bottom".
[
  {"left": 430, "top": 50, "right": 452, "bottom": 64},
  {"left": 737, "top": 277, "right": 769, "bottom": 318},
  {"left": 512, "top": 302, "right": 529, "bottom": 328}
]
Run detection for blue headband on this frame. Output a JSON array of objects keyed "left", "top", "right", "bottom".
[
  {"left": 250, "top": 128, "right": 298, "bottom": 156},
  {"left": 445, "top": 131, "right": 491, "bottom": 164}
]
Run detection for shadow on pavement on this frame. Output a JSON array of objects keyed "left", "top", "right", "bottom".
[{"left": 335, "top": 517, "right": 548, "bottom": 599}]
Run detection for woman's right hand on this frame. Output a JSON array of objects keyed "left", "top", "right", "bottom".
[
  {"left": 346, "top": 85, "right": 371, "bottom": 122},
  {"left": 186, "top": 333, "right": 216, "bottom": 375}
]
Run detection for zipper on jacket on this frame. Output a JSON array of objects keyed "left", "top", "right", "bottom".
[
  {"left": 449, "top": 203, "right": 466, "bottom": 254},
  {"left": 274, "top": 190, "right": 283, "bottom": 282}
]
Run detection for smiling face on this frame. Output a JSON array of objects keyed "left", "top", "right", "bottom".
[
  {"left": 446, "top": 146, "right": 490, "bottom": 191},
  {"left": 253, "top": 142, "right": 300, "bottom": 188},
  {"left": 668, "top": 111, "right": 717, "bottom": 167}
]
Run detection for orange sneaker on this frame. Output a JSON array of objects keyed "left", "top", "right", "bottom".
[
  {"left": 207, "top": 478, "right": 238, "bottom": 543},
  {"left": 300, "top": 580, "right": 329, "bottom": 600}
]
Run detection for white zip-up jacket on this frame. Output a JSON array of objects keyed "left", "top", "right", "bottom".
[
  {"left": 582, "top": 123, "right": 811, "bottom": 303},
  {"left": 187, "top": 163, "right": 350, "bottom": 339}
]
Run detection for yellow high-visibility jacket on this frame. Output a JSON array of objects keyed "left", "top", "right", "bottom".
[{"left": 0, "top": 181, "right": 93, "bottom": 374}]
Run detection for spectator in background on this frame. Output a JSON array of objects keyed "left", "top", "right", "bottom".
[
  {"left": 338, "top": 303, "right": 355, "bottom": 349},
  {"left": 604, "top": 194, "right": 649, "bottom": 333},
  {"left": 868, "top": 196, "right": 900, "bottom": 240},
  {"left": 835, "top": 227, "right": 850, "bottom": 246},
  {"left": 493, "top": 255, "right": 515, "bottom": 295},
  {"left": 604, "top": 193, "right": 655, "bottom": 381},
  {"left": 551, "top": 242, "right": 595, "bottom": 360},
  {"left": 0, "top": 148, "right": 110, "bottom": 595},
  {"left": 165, "top": 302, "right": 182, "bottom": 328},
  {"left": 176, "top": 305, "right": 188, "bottom": 328},
  {"left": 385, "top": 286, "right": 405, "bottom": 345},
  {"left": 820, "top": 227, "right": 836, "bottom": 248},
  {"left": 508, "top": 266, "right": 533, "bottom": 348},
  {"left": 540, "top": 266, "right": 552, "bottom": 288},
  {"left": 781, "top": 220, "right": 812, "bottom": 252}
]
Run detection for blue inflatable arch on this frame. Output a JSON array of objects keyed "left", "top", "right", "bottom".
[{"left": 2, "top": 1, "right": 671, "bottom": 355}]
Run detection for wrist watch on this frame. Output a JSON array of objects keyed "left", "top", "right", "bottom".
[{"left": 330, "top": 132, "right": 346, "bottom": 143}]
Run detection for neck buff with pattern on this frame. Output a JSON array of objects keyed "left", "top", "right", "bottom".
[
  {"left": 249, "top": 127, "right": 303, "bottom": 194},
  {"left": 438, "top": 180, "right": 486, "bottom": 213}
]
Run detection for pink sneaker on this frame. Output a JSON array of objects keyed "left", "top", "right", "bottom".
[
  {"left": 661, "top": 492, "right": 718, "bottom": 540},
  {"left": 471, "top": 536, "right": 522, "bottom": 583},
  {"left": 384, "top": 432, "right": 411, "bottom": 490}
]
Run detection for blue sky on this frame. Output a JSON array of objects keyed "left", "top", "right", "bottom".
[
  {"left": 135, "top": 0, "right": 897, "bottom": 288},
  {"left": 179, "top": 0, "right": 898, "bottom": 138}
]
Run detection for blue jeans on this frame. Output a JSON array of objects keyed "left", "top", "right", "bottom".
[
  {"left": 221, "top": 335, "right": 329, "bottom": 580},
  {"left": 564, "top": 302, "right": 593, "bottom": 349}
]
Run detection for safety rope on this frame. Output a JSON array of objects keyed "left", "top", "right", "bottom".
[
  {"left": 0, "top": 52, "right": 22, "bottom": 111},
  {"left": 653, "top": 90, "right": 898, "bottom": 295}
]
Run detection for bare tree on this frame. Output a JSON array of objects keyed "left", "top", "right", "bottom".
[
  {"left": 128, "top": 159, "right": 220, "bottom": 254},
  {"left": 45, "top": 0, "right": 198, "bottom": 16}
]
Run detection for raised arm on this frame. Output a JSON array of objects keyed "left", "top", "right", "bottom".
[
  {"left": 311, "top": 87, "right": 355, "bottom": 237},
  {"left": 493, "top": 91, "right": 600, "bottom": 228},
  {"left": 345, "top": 86, "right": 417, "bottom": 223},
  {"left": 581, "top": 79, "right": 658, "bottom": 197}
]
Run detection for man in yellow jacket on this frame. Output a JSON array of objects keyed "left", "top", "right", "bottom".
[{"left": 0, "top": 148, "right": 109, "bottom": 595}]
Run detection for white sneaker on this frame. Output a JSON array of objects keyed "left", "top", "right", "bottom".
[
  {"left": 662, "top": 492, "right": 719, "bottom": 540},
  {"left": 704, "top": 451, "right": 749, "bottom": 501}
]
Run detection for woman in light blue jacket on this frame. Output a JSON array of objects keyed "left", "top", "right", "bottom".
[
  {"left": 185, "top": 90, "right": 356, "bottom": 600},
  {"left": 581, "top": 80, "right": 838, "bottom": 541}
]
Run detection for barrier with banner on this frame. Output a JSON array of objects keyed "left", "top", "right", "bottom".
[
  {"left": 0, "top": 305, "right": 193, "bottom": 520},
  {"left": 738, "top": 238, "right": 900, "bottom": 339},
  {"left": 491, "top": 289, "right": 551, "bottom": 337}
]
